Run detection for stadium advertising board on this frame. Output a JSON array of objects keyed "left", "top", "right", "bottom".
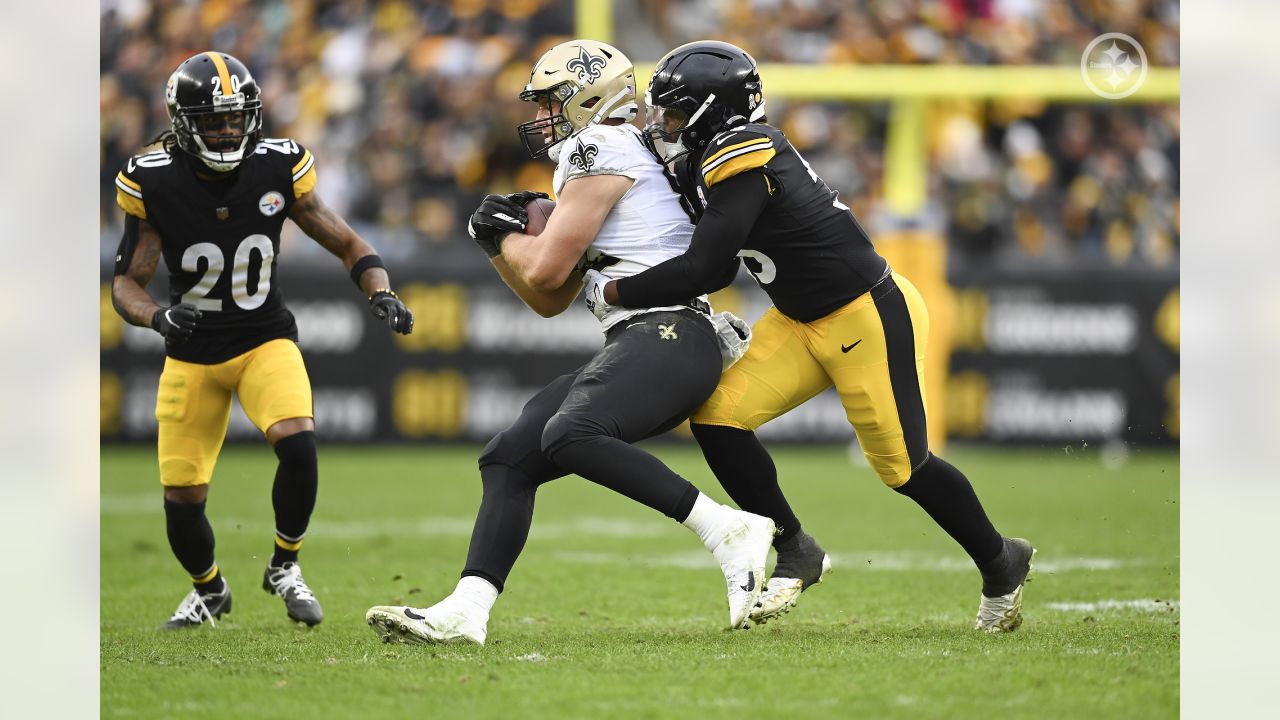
[{"left": 100, "top": 267, "right": 1177, "bottom": 446}]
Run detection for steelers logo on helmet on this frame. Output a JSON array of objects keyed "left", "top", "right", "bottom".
[
  {"left": 516, "top": 40, "right": 638, "bottom": 160},
  {"left": 166, "top": 51, "right": 264, "bottom": 172}
]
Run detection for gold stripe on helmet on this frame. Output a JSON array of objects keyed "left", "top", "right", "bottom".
[{"left": 205, "top": 51, "right": 234, "bottom": 96}]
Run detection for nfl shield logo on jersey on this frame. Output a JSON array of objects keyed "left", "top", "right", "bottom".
[{"left": 259, "top": 191, "right": 285, "bottom": 216}]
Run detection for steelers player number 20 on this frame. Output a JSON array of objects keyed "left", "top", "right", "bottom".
[{"left": 181, "top": 234, "right": 275, "bottom": 311}]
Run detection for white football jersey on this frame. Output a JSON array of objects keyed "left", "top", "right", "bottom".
[{"left": 552, "top": 123, "right": 709, "bottom": 331}]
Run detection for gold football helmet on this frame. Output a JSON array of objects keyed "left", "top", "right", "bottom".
[{"left": 517, "top": 40, "right": 637, "bottom": 159}]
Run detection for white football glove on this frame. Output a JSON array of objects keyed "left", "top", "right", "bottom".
[
  {"left": 710, "top": 311, "right": 752, "bottom": 371},
  {"left": 582, "top": 269, "right": 614, "bottom": 323}
]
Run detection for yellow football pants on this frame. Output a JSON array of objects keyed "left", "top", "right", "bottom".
[
  {"left": 155, "top": 338, "right": 313, "bottom": 487},
  {"left": 693, "top": 273, "right": 930, "bottom": 487}
]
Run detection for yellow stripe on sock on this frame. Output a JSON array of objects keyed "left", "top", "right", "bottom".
[
  {"left": 275, "top": 535, "right": 304, "bottom": 552},
  {"left": 192, "top": 564, "right": 219, "bottom": 584}
]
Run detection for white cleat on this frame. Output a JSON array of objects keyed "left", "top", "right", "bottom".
[
  {"left": 365, "top": 603, "right": 487, "bottom": 646},
  {"left": 975, "top": 584, "right": 1026, "bottom": 634},
  {"left": 975, "top": 538, "right": 1036, "bottom": 634},
  {"left": 751, "top": 553, "right": 832, "bottom": 625},
  {"left": 709, "top": 510, "right": 775, "bottom": 629}
]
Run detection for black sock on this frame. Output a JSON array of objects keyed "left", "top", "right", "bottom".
[
  {"left": 164, "top": 498, "right": 225, "bottom": 594},
  {"left": 691, "top": 424, "right": 802, "bottom": 544},
  {"left": 894, "top": 453, "right": 1003, "bottom": 565},
  {"left": 461, "top": 463, "right": 544, "bottom": 593},
  {"left": 270, "top": 431, "right": 318, "bottom": 567}
]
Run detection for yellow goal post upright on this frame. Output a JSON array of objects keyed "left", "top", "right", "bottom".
[{"left": 579, "top": 0, "right": 1180, "bottom": 447}]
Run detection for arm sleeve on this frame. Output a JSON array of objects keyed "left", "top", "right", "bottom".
[
  {"left": 112, "top": 214, "right": 142, "bottom": 277},
  {"left": 613, "top": 170, "right": 770, "bottom": 308}
]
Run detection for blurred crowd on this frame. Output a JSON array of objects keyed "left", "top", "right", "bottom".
[{"left": 100, "top": 0, "right": 1179, "bottom": 271}]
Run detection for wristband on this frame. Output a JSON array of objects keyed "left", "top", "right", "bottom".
[{"left": 350, "top": 254, "right": 387, "bottom": 287}]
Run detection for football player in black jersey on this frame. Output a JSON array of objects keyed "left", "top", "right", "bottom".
[
  {"left": 365, "top": 39, "right": 773, "bottom": 646},
  {"left": 600, "top": 41, "right": 1035, "bottom": 633},
  {"left": 111, "top": 52, "right": 414, "bottom": 629}
]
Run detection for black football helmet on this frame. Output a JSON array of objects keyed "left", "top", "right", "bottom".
[
  {"left": 165, "top": 51, "right": 263, "bottom": 172},
  {"left": 644, "top": 41, "right": 765, "bottom": 162}
]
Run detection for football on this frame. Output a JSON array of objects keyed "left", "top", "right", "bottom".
[{"left": 524, "top": 197, "right": 556, "bottom": 236}]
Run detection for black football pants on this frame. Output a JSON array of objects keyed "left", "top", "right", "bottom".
[{"left": 461, "top": 309, "right": 722, "bottom": 592}]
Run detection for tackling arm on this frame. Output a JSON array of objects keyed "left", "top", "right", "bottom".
[
  {"left": 606, "top": 170, "right": 769, "bottom": 307},
  {"left": 110, "top": 215, "right": 165, "bottom": 327}
]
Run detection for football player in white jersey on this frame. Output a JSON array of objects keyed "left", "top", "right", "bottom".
[{"left": 365, "top": 40, "right": 773, "bottom": 645}]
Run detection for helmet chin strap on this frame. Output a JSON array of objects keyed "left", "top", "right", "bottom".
[
  {"left": 200, "top": 156, "right": 242, "bottom": 172},
  {"left": 547, "top": 138, "right": 567, "bottom": 163},
  {"left": 186, "top": 113, "right": 258, "bottom": 171},
  {"left": 653, "top": 134, "right": 690, "bottom": 164},
  {"left": 195, "top": 140, "right": 247, "bottom": 172}
]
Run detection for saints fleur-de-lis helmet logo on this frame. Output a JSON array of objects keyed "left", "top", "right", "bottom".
[
  {"left": 566, "top": 46, "right": 607, "bottom": 84},
  {"left": 567, "top": 139, "right": 599, "bottom": 171},
  {"left": 516, "top": 40, "right": 638, "bottom": 160}
]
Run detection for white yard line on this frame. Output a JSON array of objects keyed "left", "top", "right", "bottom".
[
  {"left": 1046, "top": 599, "right": 1180, "bottom": 613},
  {"left": 102, "top": 499, "right": 673, "bottom": 540},
  {"left": 549, "top": 549, "right": 1168, "bottom": 573},
  {"left": 103, "top": 498, "right": 1175, "bottom": 579}
]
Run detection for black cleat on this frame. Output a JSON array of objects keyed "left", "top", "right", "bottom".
[
  {"left": 263, "top": 562, "right": 324, "bottom": 626},
  {"left": 162, "top": 584, "right": 232, "bottom": 629}
]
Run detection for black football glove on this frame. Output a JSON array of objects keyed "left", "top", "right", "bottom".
[
  {"left": 467, "top": 194, "right": 529, "bottom": 258},
  {"left": 151, "top": 303, "right": 201, "bottom": 343},
  {"left": 504, "top": 190, "right": 549, "bottom": 207},
  {"left": 370, "top": 290, "right": 414, "bottom": 334}
]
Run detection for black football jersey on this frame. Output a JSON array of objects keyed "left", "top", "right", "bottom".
[
  {"left": 692, "top": 123, "right": 889, "bottom": 322},
  {"left": 115, "top": 138, "right": 318, "bottom": 364}
]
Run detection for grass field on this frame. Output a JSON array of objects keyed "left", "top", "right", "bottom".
[{"left": 102, "top": 443, "right": 1178, "bottom": 718}]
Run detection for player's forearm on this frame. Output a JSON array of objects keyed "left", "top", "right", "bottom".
[
  {"left": 111, "top": 275, "right": 162, "bottom": 328},
  {"left": 291, "top": 191, "right": 382, "bottom": 272},
  {"left": 356, "top": 266, "right": 392, "bottom": 296},
  {"left": 491, "top": 256, "right": 580, "bottom": 317},
  {"left": 500, "top": 232, "right": 574, "bottom": 292}
]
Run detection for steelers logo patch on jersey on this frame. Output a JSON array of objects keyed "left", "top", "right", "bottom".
[{"left": 259, "top": 191, "right": 285, "bottom": 216}]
